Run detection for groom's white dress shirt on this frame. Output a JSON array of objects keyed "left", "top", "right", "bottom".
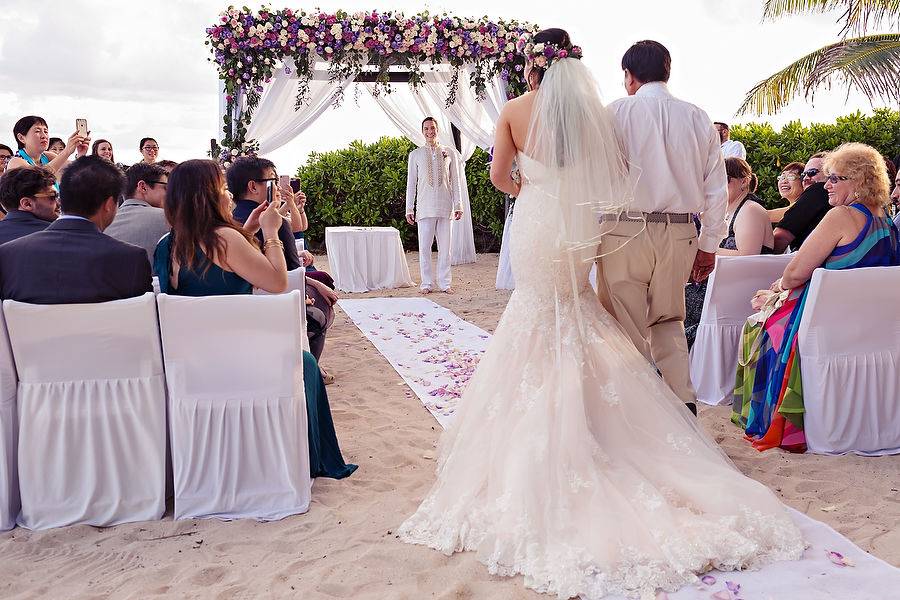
[
  {"left": 721, "top": 139, "right": 747, "bottom": 159},
  {"left": 609, "top": 82, "right": 728, "bottom": 253},
  {"left": 405, "top": 145, "right": 462, "bottom": 219}
]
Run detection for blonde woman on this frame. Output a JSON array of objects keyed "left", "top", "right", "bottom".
[{"left": 735, "top": 142, "right": 900, "bottom": 453}]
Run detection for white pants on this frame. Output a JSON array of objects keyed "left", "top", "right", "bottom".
[{"left": 417, "top": 217, "right": 452, "bottom": 290}]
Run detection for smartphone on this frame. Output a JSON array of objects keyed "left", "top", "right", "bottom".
[
  {"left": 279, "top": 175, "right": 291, "bottom": 190},
  {"left": 265, "top": 180, "right": 275, "bottom": 205},
  {"left": 75, "top": 118, "right": 88, "bottom": 137},
  {"left": 209, "top": 138, "right": 217, "bottom": 157}
]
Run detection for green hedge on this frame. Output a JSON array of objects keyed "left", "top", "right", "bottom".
[
  {"left": 296, "top": 136, "right": 506, "bottom": 252},
  {"left": 733, "top": 108, "right": 900, "bottom": 209},
  {"left": 296, "top": 110, "right": 900, "bottom": 251}
]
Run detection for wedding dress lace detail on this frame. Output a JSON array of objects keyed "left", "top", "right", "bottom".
[{"left": 399, "top": 154, "right": 805, "bottom": 600}]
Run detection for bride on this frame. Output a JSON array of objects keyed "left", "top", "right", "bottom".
[{"left": 398, "top": 28, "right": 805, "bottom": 599}]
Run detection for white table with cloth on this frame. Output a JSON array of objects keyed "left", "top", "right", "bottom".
[{"left": 324, "top": 226, "right": 415, "bottom": 293}]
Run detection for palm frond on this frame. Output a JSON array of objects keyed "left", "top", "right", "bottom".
[
  {"left": 762, "top": 0, "right": 900, "bottom": 36},
  {"left": 738, "top": 33, "right": 900, "bottom": 114}
]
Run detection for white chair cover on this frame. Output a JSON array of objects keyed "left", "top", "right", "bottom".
[
  {"left": 690, "top": 254, "right": 793, "bottom": 406},
  {"left": 0, "top": 309, "right": 18, "bottom": 531},
  {"left": 4, "top": 293, "right": 166, "bottom": 530},
  {"left": 157, "top": 292, "right": 310, "bottom": 520},
  {"left": 255, "top": 269, "right": 310, "bottom": 352},
  {"left": 798, "top": 267, "right": 900, "bottom": 455}
]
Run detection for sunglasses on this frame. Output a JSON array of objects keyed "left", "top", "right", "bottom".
[
  {"left": 825, "top": 174, "right": 850, "bottom": 184},
  {"left": 30, "top": 192, "right": 59, "bottom": 201},
  {"left": 802, "top": 168, "right": 820, "bottom": 178}
]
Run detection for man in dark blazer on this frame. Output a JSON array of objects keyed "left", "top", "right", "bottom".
[
  {"left": 0, "top": 165, "right": 59, "bottom": 245},
  {"left": 0, "top": 156, "right": 152, "bottom": 304}
]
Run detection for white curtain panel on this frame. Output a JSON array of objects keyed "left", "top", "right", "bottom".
[
  {"left": 364, "top": 83, "right": 476, "bottom": 264},
  {"left": 798, "top": 267, "right": 900, "bottom": 456},
  {"left": 246, "top": 59, "right": 355, "bottom": 155},
  {"left": 157, "top": 292, "right": 311, "bottom": 521},
  {"left": 4, "top": 293, "right": 167, "bottom": 530},
  {"left": 689, "top": 254, "right": 793, "bottom": 406},
  {"left": 0, "top": 309, "right": 18, "bottom": 531}
]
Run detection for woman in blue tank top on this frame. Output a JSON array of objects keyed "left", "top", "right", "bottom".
[{"left": 6, "top": 115, "right": 89, "bottom": 178}]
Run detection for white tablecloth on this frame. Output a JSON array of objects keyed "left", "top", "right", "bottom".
[{"left": 325, "top": 227, "right": 415, "bottom": 293}]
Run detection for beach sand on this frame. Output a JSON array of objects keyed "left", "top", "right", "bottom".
[{"left": 1, "top": 252, "right": 897, "bottom": 599}]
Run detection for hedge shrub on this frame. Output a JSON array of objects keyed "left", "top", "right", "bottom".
[{"left": 296, "top": 110, "right": 900, "bottom": 250}]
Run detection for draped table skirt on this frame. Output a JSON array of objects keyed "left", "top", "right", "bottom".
[{"left": 325, "top": 227, "right": 415, "bottom": 293}]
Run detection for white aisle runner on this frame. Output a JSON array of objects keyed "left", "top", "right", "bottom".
[{"left": 338, "top": 298, "right": 900, "bottom": 600}]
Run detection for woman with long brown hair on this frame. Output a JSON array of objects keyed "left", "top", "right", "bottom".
[{"left": 153, "top": 159, "right": 356, "bottom": 480}]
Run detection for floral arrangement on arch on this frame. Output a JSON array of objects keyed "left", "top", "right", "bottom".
[{"left": 205, "top": 6, "right": 539, "bottom": 158}]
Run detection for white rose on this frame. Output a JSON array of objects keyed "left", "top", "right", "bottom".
[
  {"left": 325, "top": 46, "right": 333, "bottom": 53},
  {"left": 330, "top": 23, "right": 342, "bottom": 36},
  {"left": 533, "top": 43, "right": 544, "bottom": 53}
]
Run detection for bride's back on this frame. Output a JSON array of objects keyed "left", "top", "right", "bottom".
[{"left": 504, "top": 92, "right": 538, "bottom": 154}]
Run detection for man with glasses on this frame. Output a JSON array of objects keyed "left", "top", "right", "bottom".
[
  {"left": 773, "top": 151, "right": 831, "bottom": 253},
  {"left": 0, "top": 144, "right": 14, "bottom": 174},
  {"left": 0, "top": 166, "right": 59, "bottom": 244},
  {"left": 891, "top": 166, "right": 900, "bottom": 227},
  {"left": 104, "top": 163, "right": 170, "bottom": 265}
]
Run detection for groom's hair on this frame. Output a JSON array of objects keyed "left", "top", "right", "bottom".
[
  {"left": 621, "top": 40, "right": 670, "bottom": 83},
  {"left": 421, "top": 117, "right": 438, "bottom": 129}
]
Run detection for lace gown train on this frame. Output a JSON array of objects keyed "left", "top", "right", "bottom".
[{"left": 398, "top": 154, "right": 804, "bottom": 600}]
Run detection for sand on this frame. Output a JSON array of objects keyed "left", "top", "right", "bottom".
[{"left": 1, "top": 252, "right": 897, "bottom": 600}]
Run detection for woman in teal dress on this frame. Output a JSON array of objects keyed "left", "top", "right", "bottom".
[
  {"left": 154, "top": 159, "right": 356, "bottom": 479},
  {"left": 734, "top": 143, "right": 900, "bottom": 452}
]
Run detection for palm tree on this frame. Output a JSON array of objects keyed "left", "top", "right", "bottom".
[{"left": 739, "top": 0, "right": 900, "bottom": 115}]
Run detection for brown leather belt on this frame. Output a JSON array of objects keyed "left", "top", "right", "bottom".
[{"left": 600, "top": 212, "right": 693, "bottom": 224}]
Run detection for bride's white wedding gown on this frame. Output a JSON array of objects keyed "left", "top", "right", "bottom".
[{"left": 399, "top": 153, "right": 805, "bottom": 599}]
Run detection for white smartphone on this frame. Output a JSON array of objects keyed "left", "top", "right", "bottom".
[
  {"left": 75, "top": 118, "right": 88, "bottom": 137},
  {"left": 279, "top": 174, "right": 291, "bottom": 190}
]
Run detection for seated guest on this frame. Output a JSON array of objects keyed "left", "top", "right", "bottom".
[
  {"left": 6, "top": 115, "right": 89, "bottom": 176},
  {"left": 0, "top": 156, "right": 152, "bottom": 304},
  {"left": 48, "top": 137, "right": 65, "bottom": 154},
  {"left": 0, "top": 144, "right": 14, "bottom": 173},
  {"left": 734, "top": 142, "right": 900, "bottom": 452},
  {"left": 892, "top": 166, "right": 900, "bottom": 227},
  {"left": 0, "top": 166, "right": 59, "bottom": 244},
  {"left": 684, "top": 158, "right": 774, "bottom": 348},
  {"left": 91, "top": 139, "right": 115, "bottom": 162},
  {"left": 139, "top": 138, "right": 159, "bottom": 164},
  {"left": 156, "top": 159, "right": 178, "bottom": 174},
  {"left": 104, "top": 163, "right": 170, "bottom": 264},
  {"left": 767, "top": 161, "right": 805, "bottom": 223},
  {"left": 154, "top": 159, "right": 356, "bottom": 480},
  {"left": 227, "top": 157, "right": 338, "bottom": 369},
  {"left": 773, "top": 152, "right": 831, "bottom": 253},
  {"left": 284, "top": 178, "right": 335, "bottom": 288}
]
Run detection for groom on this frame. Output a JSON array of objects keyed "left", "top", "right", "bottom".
[
  {"left": 598, "top": 41, "right": 728, "bottom": 415},
  {"left": 405, "top": 117, "right": 462, "bottom": 294}
]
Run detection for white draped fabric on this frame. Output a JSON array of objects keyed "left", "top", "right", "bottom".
[
  {"left": 325, "top": 226, "right": 415, "bottom": 293},
  {"left": 158, "top": 292, "right": 311, "bottom": 521},
  {"left": 689, "top": 254, "right": 793, "bottom": 406},
  {"left": 798, "top": 267, "right": 900, "bottom": 456},
  {"left": 246, "top": 60, "right": 355, "bottom": 155},
  {"left": 364, "top": 83, "right": 477, "bottom": 264},
  {"left": 4, "top": 294, "right": 167, "bottom": 530},
  {"left": 495, "top": 206, "right": 515, "bottom": 290}
]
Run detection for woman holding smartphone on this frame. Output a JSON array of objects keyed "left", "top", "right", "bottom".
[{"left": 6, "top": 115, "right": 89, "bottom": 175}]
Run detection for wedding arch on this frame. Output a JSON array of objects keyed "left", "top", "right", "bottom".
[{"left": 205, "top": 7, "right": 539, "bottom": 264}]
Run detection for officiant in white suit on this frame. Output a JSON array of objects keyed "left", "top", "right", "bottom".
[{"left": 406, "top": 117, "right": 462, "bottom": 294}]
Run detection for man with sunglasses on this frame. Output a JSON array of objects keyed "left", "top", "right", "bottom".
[
  {"left": 773, "top": 151, "right": 831, "bottom": 253},
  {"left": 0, "top": 165, "right": 59, "bottom": 244},
  {"left": 105, "top": 163, "right": 170, "bottom": 265}
]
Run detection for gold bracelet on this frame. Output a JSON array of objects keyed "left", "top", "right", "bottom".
[{"left": 263, "top": 239, "right": 284, "bottom": 251}]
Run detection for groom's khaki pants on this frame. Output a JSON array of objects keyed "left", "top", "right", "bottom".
[{"left": 595, "top": 220, "right": 698, "bottom": 404}]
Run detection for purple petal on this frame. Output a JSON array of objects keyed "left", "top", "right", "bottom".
[
  {"left": 700, "top": 575, "right": 716, "bottom": 586},
  {"left": 725, "top": 581, "right": 740, "bottom": 594}
]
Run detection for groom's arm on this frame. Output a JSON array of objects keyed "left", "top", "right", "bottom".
[
  {"left": 405, "top": 151, "right": 417, "bottom": 223},
  {"left": 696, "top": 118, "right": 728, "bottom": 254}
]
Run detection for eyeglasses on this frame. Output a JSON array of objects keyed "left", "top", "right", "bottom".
[
  {"left": 30, "top": 192, "right": 59, "bottom": 201},
  {"left": 802, "top": 168, "right": 820, "bottom": 178},
  {"left": 148, "top": 180, "right": 167, "bottom": 186},
  {"left": 0, "top": 155, "right": 12, "bottom": 161},
  {"left": 777, "top": 174, "right": 800, "bottom": 182},
  {"left": 142, "top": 145, "right": 159, "bottom": 151},
  {"left": 253, "top": 177, "right": 278, "bottom": 183},
  {"left": 825, "top": 174, "right": 850, "bottom": 184}
]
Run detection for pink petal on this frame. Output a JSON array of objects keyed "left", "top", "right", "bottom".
[{"left": 711, "top": 592, "right": 732, "bottom": 600}]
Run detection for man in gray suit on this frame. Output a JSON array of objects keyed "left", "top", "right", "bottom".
[{"left": 105, "top": 163, "right": 169, "bottom": 266}]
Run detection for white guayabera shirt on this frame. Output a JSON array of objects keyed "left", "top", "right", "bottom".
[
  {"left": 405, "top": 144, "right": 462, "bottom": 219},
  {"left": 721, "top": 139, "right": 747, "bottom": 160},
  {"left": 609, "top": 82, "right": 729, "bottom": 253}
]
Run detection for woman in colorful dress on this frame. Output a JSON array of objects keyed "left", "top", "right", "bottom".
[{"left": 734, "top": 142, "right": 900, "bottom": 452}]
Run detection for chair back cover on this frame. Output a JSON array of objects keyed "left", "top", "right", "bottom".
[
  {"left": 254, "top": 269, "right": 309, "bottom": 351},
  {"left": 156, "top": 291, "right": 310, "bottom": 520},
  {"left": 690, "top": 254, "right": 793, "bottom": 405},
  {"left": 798, "top": 267, "right": 900, "bottom": 455},
  {"left": 0, "top": 309, "right": 18, "bottom": 531},
  {"left": 3, "top": 293, "right": 166, "bottom": 529}
]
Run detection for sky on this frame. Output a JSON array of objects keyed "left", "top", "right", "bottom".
[{"left": 0, "top": 0, "right": 894, "bottom": 172}]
